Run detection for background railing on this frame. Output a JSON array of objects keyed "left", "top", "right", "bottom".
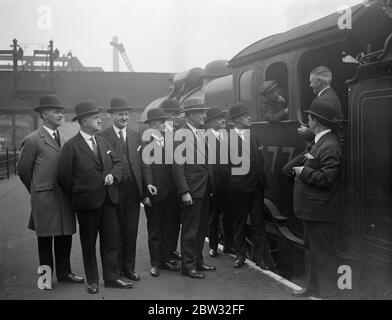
[{"left": 0, "top": 148, "right": 18, "bottom": 179}]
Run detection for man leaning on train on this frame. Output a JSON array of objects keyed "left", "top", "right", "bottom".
[{"left": 290, "top": 100, "right": 343, "bottom": 299}]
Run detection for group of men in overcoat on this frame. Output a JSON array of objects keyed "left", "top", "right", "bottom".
[{"left": 17, "top": 64, "right": 343, "bottom": 298}]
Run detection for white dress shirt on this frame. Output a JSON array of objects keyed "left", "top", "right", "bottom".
[
  {"left": 113, "top": 124, "right": 127, "bottom": 141},
  {"left": 234, "top": 127, "right": 248, "bottom": 141},
  {"left": 80, "top": 130, "right": 97, "bottom": 152},
  {"left": 43, "top": 125, "right": 57, "bottom": 140}
]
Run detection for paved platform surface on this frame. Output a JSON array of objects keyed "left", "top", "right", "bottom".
[{"left": 0, "top": 176, "right": 303, "bottom": 300}]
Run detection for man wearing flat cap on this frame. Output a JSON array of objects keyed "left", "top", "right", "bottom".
[
  {"left": 17, "top": 94, "right": 84, "bottom": 288},
  {"left": 98, "top": 97, "right": 143, "bottom": 282},
  {"left": 172, "top": 98, "right": 215, "bottom": 279},
  {"left": 204, "top": 106, "right": 234, "bottom": 258},
  {"left": 57, "top": 100, "right": 131, "bottom": 293},
  {"left": 291, "top": 100, "right": 342, "bottom": 299},
  {"left": 141, "top": 108, "right": 181, "bottom": 277},
  {"left": 259, "top": 80, "right": 288, "bottom": 122},
  {"left": 228, "top": 103, "right": 274, "bottom": 270},
  {"left": 158, "top": 98, "right": 182, "bottom": 261}
]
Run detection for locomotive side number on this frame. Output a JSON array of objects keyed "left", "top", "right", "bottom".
[{"left": 265, "top": 146, "right": 296, "bottom": 172}]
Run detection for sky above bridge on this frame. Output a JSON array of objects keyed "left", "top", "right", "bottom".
[{"left": 0, "top": 0, "right": 364, "bottom": 73}]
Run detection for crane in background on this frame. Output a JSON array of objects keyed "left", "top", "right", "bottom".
[{"left": 110, "top": 36, "right": 134, "bottom": 72}]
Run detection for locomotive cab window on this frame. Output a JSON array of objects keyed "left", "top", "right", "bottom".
[
  {"left": 239, "top": 69, "right": 257, "bottom": 120},
  {"left": 259, "top": 62, "right": 289, "bottom": 122},
  {"left": 297, "top": 45, "right": 358, "bottom": 124}
]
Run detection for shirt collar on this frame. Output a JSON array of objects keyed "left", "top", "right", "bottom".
[
  {"left": 43, "top": 125, "right": 56, "bottom": 136},
  {"left": 113, "top": 124, "right": 126, "bottom": 137},
  {"left": 234, "top": 127, "right": 248, "bottom": 140},
  {"left": 317, "top": 86, "right": 330, "bottom": 97},
  {"left": 315, "top": 129, "right": 331, "bottom": 143},
  {"left": 165, "top": 122, "right": 174, "bottom": 132},
  {"left": 186, "top": 122, "right": 198, "bottom": 137},
  {"left": 211, "top": 128, "right": 220, "bottom": 139},
  {"left": 80, "top": 130, "right": 94, "bottom": 141}
]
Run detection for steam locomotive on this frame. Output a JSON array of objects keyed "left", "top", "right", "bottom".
[{"left": 142, "top": 0, "right": 392, "bottom": 297}]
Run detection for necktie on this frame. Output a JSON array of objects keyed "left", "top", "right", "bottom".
[
  {"left": 120, "top": 130, "right": 126, "bottom": 148},
  {"left": 53, "top": 130, "right": 60, "bottom": 147},
  {"left": 90, "top": 136, "right": 98, "bottom": 155}
]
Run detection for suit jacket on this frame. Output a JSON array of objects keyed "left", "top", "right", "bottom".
[
  {"left": 17, "top": 126, "right": 76, "bottom": 237},
  {"left": 57, "top": 132, "right": 123, "bottom": 211},
  {"left": 206, "top": 131, "right": 229, "bottom": 194},
  {"left": 141, "top": 136, "right": 176, "bottom": 204},
  {"left": 98, "top": 126, "right": 143, "bottom": 198},
  {"left": 228, "top": 131, "right": 268, "bottom": 194},
  {"left": 293, "top": 132, "right": 342, "bottom": 222},
  {"left": 260, "top": 96, "right": 287, "bottom": 122},
  {"left": 172, "top": 123, "right": 213, "bottom": 199}
]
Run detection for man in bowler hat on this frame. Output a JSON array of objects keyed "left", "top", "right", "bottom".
[
  {"left": 172, "top": 98, "right": 216, "bottom": 279},
  {"left": 203, "top": 106, "right": 234, "bottom": 258},
  {"left": 58, "top": 100, "right": 132, "bottom": 293},
  {"left": 228, "top": 103, "right": 274, "bottom": 270},
  {"left": 259, "top": 80, "right": 288, "bottom": 122},
  {"left": 141, "top": 108, "right": 181, "bottom": 277},
  {"left": 17, "top": 94, "right": 84, "bottom": 287},
  {"left": 291, "top": 100, "right": 343, "bottom": 298},
  {"left": 98, "top": 97, "right": 143, "bottom": 281},
  {"left": 158, "top": 98, "right": 182, "bottom": 261}
]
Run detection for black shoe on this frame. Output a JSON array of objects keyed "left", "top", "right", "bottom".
[
  {"left": 170, "top": 250, "right": 182, "bottom": 260},
  {"left": 223, "top": 247, "right": 235, "bottom": 254},
  {"left": 124, "top": 271, "right": 141, "bottom": 281},
  {"left": 160, "top": 262, "right": 180, "bottom": 272},
  {"left": 196, "top": 264, "right": 216, "bottom": 272},
  {"left": 256, "top": 261, "right": 275, "bottom": 271},
  {"left": 104, "top": 278, "right": 133, "bottom": 289},
  {"left": 234, "top": 258, "right": 245, "bottom": 269},
  {"left": 208, "top": 249, "right": 218, "bottom": 257},
  {"left": 182, "top": 269, "right": 205, "bottom": 279},
  {"left": 292, "top": 288, "right": 318, "bottom": 298},
  {"left": 58, "top": 273, "right": 85, "bottom": 284},
  {"left": 150, "top": 266, "right": 159, "bottom": 277},
  {"left": 87, "top": 283, "right": 99, "bottom": 294}
]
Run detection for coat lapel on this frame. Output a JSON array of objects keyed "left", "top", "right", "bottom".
[
  {"left": 95, "top": 135, "right": 107, "bottom": 166},
  {"left": 76, "top": 132, "right": 101, "bottom": 164},
  {"left": 38, "top": 127, "right": 60, "bottom": 152}
]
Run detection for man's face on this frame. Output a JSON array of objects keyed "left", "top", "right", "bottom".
[
  {"left": 308, "top": 114, "right": 317, "bottom": 134},
  {"left": 150, "top": 120, "right": 166, "bottom": 133},
  {"left": 83, "top": 113, "right": 102, "bottom": 133},
  {"left": 309, "top": 74, "right": 322, "bottom": 95},
  {"left": 209, "top": 117, "right": 226, "bottom": 130},
  {"left": 165, "top": 111, "right": 180, "bottom": 127},
  {"left": 237, "top": 113, "right": 252, "bottom": 128},
  {"left": 112, "top": 111, "right": 129, "bottom": 129},
  {"left": 41, "top": 108, "right": 63, "bottom": 128},
  {"left": 188, "top": 111, "right": 206, "bottom": 128}
]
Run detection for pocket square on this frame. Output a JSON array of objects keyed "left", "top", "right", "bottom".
[{"left": 304, "top": 153, "right": 315, "bottom": 160}]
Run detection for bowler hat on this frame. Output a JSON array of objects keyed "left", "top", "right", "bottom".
[
  {"left": 106, "top": 97, "right": 134, "bottom": 113},
  {"left": 304, "top": 100, "right": 339, "bottom": 124},
  {"left": 259, "top": 80, "right": 278, "bottom": 95},
  {"left": 182, "top": 98, "right": 209, "bottom": 114},
  {"left": 139, "top": 108, "right": 169, "bottom": 123},
  {"left": 229, "top": 103, "right": 250, "bottom": 119},
  {"left": 159, "top": 99, "right": 180, "bottom": 114},
  {"left": 205, "top": 106, "right": 228, "bottom": 123},
  {"left": 72, "top": 100, "right": 101, "bottom": 121},
  {"left": 34, "top": 94, "right": 65, "bottom": 112}
]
